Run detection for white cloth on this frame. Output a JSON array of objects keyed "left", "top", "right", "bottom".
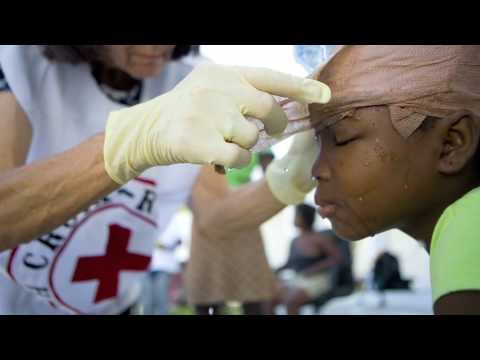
[
  {"left": 318, "top": 289, "right": 433, "bottom": 315},
  {"left": 0, "top": 45, "right": 201, "bottom": 314},
  {"left": 150, "top": 248, "right": 180, "bottom": 274}
]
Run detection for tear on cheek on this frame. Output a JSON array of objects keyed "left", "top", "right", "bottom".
[{"left": 373, "top": 142, "right": 389, "bottom": 163}]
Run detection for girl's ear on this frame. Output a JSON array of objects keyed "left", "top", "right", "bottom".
[{"left": 437, "top": 115, "right": 480, "bottom": 175}]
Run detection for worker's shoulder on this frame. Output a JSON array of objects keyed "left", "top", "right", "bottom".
[
  {"left": 0, "top": 46, "right": 51, "bottom": 116},
  {"left": 0, "top": 45, "right": 46, "bottom": 70}
]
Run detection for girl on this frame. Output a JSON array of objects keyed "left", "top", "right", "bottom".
[{"left": 310, "top": 45, "right": 480, "bottom": 314}]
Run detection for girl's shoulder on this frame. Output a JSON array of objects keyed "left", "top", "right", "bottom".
[{"left": 430, "top": 186, "right": 480, "bottom": 303}]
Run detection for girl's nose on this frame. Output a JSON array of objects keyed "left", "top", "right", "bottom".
[{"left": 311, "top": 151, "right": 331, "bottom": 182}]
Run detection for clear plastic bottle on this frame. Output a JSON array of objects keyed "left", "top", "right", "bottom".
[
  {"left": 294, "top": 45, "right": 329, "bottom": 73},
  {"left": 249, "top": 96, "right": 310, "bottom": 152},
  {"left": 216, "top": 97, "right": 311, "bottom": 173},
  {"left": 215, "top": 45, "right": 339, "bottom": 173},
  {"left": 293, "top": 45, "right": 339, "bottom": 73},
  {"left": 250, "top": 45, "right": 340, "bottom": 152}
]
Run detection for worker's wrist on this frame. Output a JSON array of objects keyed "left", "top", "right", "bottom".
[{"left": 103, "top": 108, "right": 148, "bottom": 185}]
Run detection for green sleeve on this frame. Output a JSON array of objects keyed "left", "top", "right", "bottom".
[
  {"left": 226, "top": 153, "right": 259, "bottom": 188},
  {"left": 430, "top": 188, "right": 480, "bottom": 303}
]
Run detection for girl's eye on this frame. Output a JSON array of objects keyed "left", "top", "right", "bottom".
[{"left": 335, "top": 137, "right": 357, "bottom": 147}]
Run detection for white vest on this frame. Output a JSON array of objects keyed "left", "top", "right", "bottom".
[{"left": 0, "top": 46, "right": 201, "bottom": 314}]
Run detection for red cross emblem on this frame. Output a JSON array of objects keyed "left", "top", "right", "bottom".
[{"left": 71, "top": 224, "right": 151, "bottom": 303}]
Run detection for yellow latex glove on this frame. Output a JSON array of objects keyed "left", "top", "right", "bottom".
[
  {"left": 266, "top": 129, "right": 320, "bottom": 205},
  {"left": 104, "top": 63, "right": 330, "bottom": 185}
]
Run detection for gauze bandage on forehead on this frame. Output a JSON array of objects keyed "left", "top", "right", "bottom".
[{"left": 309, "top": 45, "right": 480, "bottom": 138}]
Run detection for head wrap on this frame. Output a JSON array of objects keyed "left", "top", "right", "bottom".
[{"left": 309, "top": 45, "right": 480, "bottom": 138}]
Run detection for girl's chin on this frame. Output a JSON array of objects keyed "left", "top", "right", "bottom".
[{"left": 331, "top": 221, "right": 371, "bottom": 241}]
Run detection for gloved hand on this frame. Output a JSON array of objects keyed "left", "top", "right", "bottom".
[
  {"left": 104, "top": 63, "right": 330, "bottom": 185},
  {"left": 266, "top": 129, "right": 320, "bottom": 205}
]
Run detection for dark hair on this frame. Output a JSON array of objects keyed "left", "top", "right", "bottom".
[
  {"left": 295, "top": 203, "right": 316, "bottom": 229},
  {"left": 39, "top": 45, "right": 199, "bottom": 64},
  {"left": 418, "top": 116, "right": 438, "bottom": 132}
]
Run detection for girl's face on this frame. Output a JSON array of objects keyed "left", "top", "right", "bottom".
[
  {"left": 105, "top": 45, "right": 176, "bottom": 79},
  {"left": 310, "top": 106, "right": 442, "bottom": 241}
]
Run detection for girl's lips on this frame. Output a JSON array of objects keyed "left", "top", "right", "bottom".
[{"left": 317, "top": 203, "right": 337, "bottom": 219}]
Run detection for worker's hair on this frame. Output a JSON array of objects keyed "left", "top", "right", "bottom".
[{"left": 39, "top": 45, "right": 199, "bottom": 64}]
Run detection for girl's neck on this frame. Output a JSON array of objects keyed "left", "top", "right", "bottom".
[
  {"left": 403, "top": 180, "right": 480, "bottom": 253},
  {"left": 402, "top": 207, "right": 445, "bottom": 253}
]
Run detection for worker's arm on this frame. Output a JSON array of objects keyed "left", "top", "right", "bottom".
[
  {"left": 103, "top": 64, "right": 330, "bottom": 184},
  {"left": 190, "top": 165, "right": 285, "bottom": 240},
  {"left": 0, "top": 64, "right": 330, "bottom": 251},
  {"left": 0, "top": 92, "right": 119, "bottom": 251}
]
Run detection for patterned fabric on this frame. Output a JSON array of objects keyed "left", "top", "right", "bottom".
[
  {"left": 97, "top": 81, "right": 142, "bottom": 107},
  {"left": 90, "top": 64, "right": 143, "bottom": 106},
  {"left": 186, "top": 227, "right": 278, "bottom": 305},
  {"left": 185, "top": 168, "right": 278, "bottom": 305}
]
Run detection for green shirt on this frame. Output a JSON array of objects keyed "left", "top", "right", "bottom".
[{"left": 430, "top": 187, "right": 480, "bottom": 303}]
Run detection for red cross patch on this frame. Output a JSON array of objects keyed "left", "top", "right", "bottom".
[
  {"left": 72, "top": 224, "right": 151, "bottom": 303},
  {"left": 48, "top": 204, "right": 156, "bottom": 314}
]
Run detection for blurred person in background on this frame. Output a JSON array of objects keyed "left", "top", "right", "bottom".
[
  {"left": 186, "top": 151, "right": 277, "bottom": 315},
  {"left": 272, "top": 204, "right": 344, "bottom": 315},
  {"left": 371, "top": 252, "right": 411, "bottom": 292},
  {"left": 169, "top": 262, "right": 195, "bottom": 315},
  {"left": 137, "top": 237, "right": 182, "bottom": 315},
  {"left": 311, "top": 232, "right": 355, "bottom": 311}
]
